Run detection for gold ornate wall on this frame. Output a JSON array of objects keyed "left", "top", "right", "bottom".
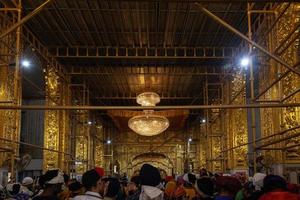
[
  {"left": 223, "top": 71, "right": 248, "bottom": 170},
  {"left": 111, "top": 130, "right": 186, "bottom": 176},
  {"left": 43, "top": 66, "right": 70, "bottom": 171},
  {"left": 69, "top": 87, "right": 105, "bottom": 174},
  {"left": 94, "top": 122, "right": 104, "bottom": 168},
  {"left": 210, "top": 116, "right": 222, "bottom": 172},
  {"left": 70, "top": 87, "right": 89, "bottom": 174},
  {"left": 0, "top": 5, "right": 22, "bottom": 173},
  {"left": 258, "top": 3, "right": 300, "bottom": 164}
]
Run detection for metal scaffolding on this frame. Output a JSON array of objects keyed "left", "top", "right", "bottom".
[{"left": 50, "top": 46, "right": 237, "bottom": 59}]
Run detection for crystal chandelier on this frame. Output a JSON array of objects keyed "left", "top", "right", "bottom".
[{"left": 128, "top": 92, "right": 169, "bottom": 136}]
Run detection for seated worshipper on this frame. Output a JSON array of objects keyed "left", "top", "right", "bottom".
[
  {"left": 6, "top": 183, "right": 30, "bottom": 200},
  {"left": 139, "top": 164, "right": 164, "bottom": 200},
  {"left": 126, "top": 176, "right": 140, "bottom": 200},
  {"left": 182, "top": 173, "right": 197, "bottom": 200},
  {"left": 74, "top": 169, "right": 103, "bottom": 200},
  {"left": 259, "top": 175, "right": 300, "bottom": 200},
  {"left": 21, "top": 177, "right": 34, "bottom": 197},
  {"left": 68, "top": 181, "right": 83, "bottom": 199},
  {"left": 195, "top": 177, "right": 214, "bottom": 200},
  {"left": 32, "top": 169, "right": 65, "bottom": 200},
  {"left": 215, "top": 176, "right": 242, "bottom": 200},
  {"left": 103, "top": 178, "right": 121, "bottom": 200}
]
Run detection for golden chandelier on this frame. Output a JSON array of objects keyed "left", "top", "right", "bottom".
[{"left": 128, "top": 92, "right": 169, "bottom": 136}]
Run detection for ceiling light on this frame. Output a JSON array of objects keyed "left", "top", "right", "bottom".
[
  {"left": 188, "top": 138, "right": 192, "bottom": 142},
  {"left": 107, "top": 140, "right": 111, "bottom": 144},
  {"left": 128, "top": 92, "right": 169, "bottom": 136},
  {"left": 21, "top": 60, "right": 30, "bottom": 68},
  {"left": 202, "top": 119, "right": 206, "bottom": 123},
  {"left": 240, "top": 57, "right": 250, "bottom": 67},
  {"left": 87, "top": 121, "right": 92, "bottom": 125}
]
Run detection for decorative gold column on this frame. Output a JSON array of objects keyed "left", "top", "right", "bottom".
[
  {"left": 71, "top": 86, "right": 90, "bottom": 174},
  {"left": 44, "top": 67, "right": 71, "bottom": 171},
  {"left": 43, "top": 67, "right": 60, "bottom": 170},
  {"left": 211, "top": 119, "right": 222, "bottom": 171},
  {"left": 225, "top": 72, "right": 248, "bottom": 170},
  {"left": 0, "top": 1, "right": 22, "bottom": 177},
  {"left": 94, "top": 123, "right": 104, "bottom": 167}
]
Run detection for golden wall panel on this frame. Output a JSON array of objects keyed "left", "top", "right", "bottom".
[
  {"left": 258, "top": 3, "right": 300, "bottom": 163},
  {"left": 43, "top": 67, "right": 60, "bottom": 170},
  {"left": 0, "top": 13, "right": 21, "bottom": 170},
  {"left": 111, "top": 131, "right": 185, "bottom": 176},
  {"left": 75, "top": 135, "right": 88, "bottom": 173},
  {"left": 43, "top": 67, "right": 71, "bottom": 171},
  {"left": 226, "top": 72, "right": 248, "bottom": 169}
]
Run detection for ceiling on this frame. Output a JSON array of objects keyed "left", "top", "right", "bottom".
[{"left": 20, "top": 0, "right": 270, "bottom": 125}]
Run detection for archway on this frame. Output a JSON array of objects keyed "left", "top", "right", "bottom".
[{"left": 129, "top": 152, "right": 174, "bottom": 176}]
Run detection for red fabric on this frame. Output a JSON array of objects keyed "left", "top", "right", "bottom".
[
  {"left": 259, "top": 191, "right": 300, "bottom": 200},
  {"left": 288, "top": 183, "right": 300, "bottom": 194},
  {"left": 166, "top": 176, "right": 174, "bottom": 182},
  {"left": 94, "top": 167, "right": 105, "bottom": 177}
]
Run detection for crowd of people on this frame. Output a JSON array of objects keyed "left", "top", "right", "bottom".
[{"left": 0, "top": 164, "right": 299, "bottom": 200}]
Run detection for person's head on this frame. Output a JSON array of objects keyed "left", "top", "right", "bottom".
[
  {"left": 215, "top": 176, "right": 241, "bottom": 197},
  {"left": 200, "top": 168, "right": 208, "bottom": 177},
  {"left": 63, "top": 174, "right": 70, "bottom": 185},
  {"left": 139, "top": 164, "right": 161, "bottom": 187},
  {"left": 127, "top": 176, "right": 140, "bottom": 195},
  {"left": 105, "top": 178, "right": 120, "bottom": 198},
  {"left": 183, "top": 173, "right": 196, "bottom": 186},
  {"left": 68, "top": 181, "right": 83, "bottom": 197},
  {"left": 22, "top": 177, "right": 34, "bottom": 190},
  {"left": 120, "top": 176, "right": 128, "bottom": 187},
  {"left": 263, "top": 175, "right": 287, "bottom": 193},
  {"left": 95, "top": 167, "right": 105, "bottom": 177},
  {"left": 38, "top": 169, "right": 64, "bottom": 195},
  {"left": 195, "top": 177, "right": 214, "bottom": 199},
  {"left": 6, "top": 183, "right": 21, "bottom": 196},
  {"left": 81, "top": 169, "right": 102, "bottom": 193}
]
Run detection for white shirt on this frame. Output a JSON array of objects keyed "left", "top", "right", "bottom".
[
  {"left": 139, "top": 185, "right": 163, "bottom": 200},
  {"left": 74, "top": 191, "right": 103, "bottom": 200}
]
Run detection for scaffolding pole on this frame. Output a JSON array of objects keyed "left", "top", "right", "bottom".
[
  {"left": 0, "top": 103, "right": 299, "bottom": 110},
  {"left": 0, "top": 0, "right": 53, "bottom": 39},
  {"left": 247, "top": 2, "right": 257, "bottom": 174},
  {"left": 194, "top": 3, "right": 300, "bottom": 76}
]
